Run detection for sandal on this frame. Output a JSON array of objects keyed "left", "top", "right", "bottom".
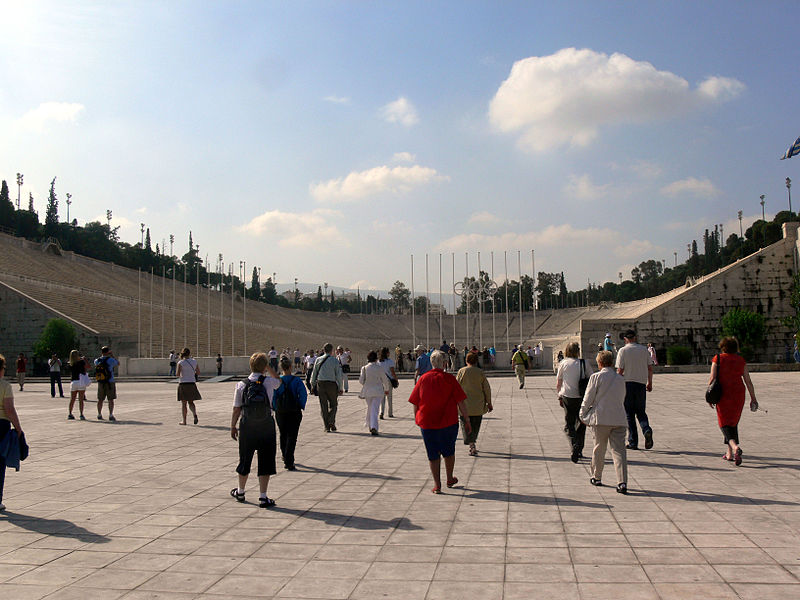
[
  {"left": 431, "top": 486, "right": 442, "bottom": 494},
  {"left": 259, "top": 497, "right": 276, "bottom": 508},
  {"left": 446, "top": 477, "right": 458, "bottom": 488},
  {"left": 734, "top": 448, "right": 743, "bottom": 466},
  {"left": 722, "top": 454, "right": 733, "bottom": 461},
  {"left": 230, "top": 488, "right": 245, "bottom": 503}
]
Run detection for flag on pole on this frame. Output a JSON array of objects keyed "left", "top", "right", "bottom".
[{"left": 781, "top": 135, "right": 800, "bottom": 160}]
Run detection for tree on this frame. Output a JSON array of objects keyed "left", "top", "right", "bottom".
[
  {"left": 28, "top": 191, "right": 35, "bottom": 213},
  {"left": 720, "top": 307, "right": 766, "bottom": 360},
  {"left": 44, "top": 177, "right": 59, "bottom": 237},
  {"left": 389, "top": 280, "right": 410, "bottom": 311},
  {"left": 33, "top": 318, "right": 78, "bottom": 360},
  {"left": 145, "top": 228, "right": 152, "bottom": 252},
  {"left": 249, "top": 267, "right": 261, "bottom": 301},
  {"left": 262, "top": 277, "right": 277, "bottom": 303},
  {"left": 0, "top": 180, "right": 14, "bottom": 229}
]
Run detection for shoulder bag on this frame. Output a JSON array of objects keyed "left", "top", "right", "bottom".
[
  {"left": 311, "top": 355, "right": 331, "bottom": 396},
  {"left": 705, "top": 353, "right": 723, "bottom": 405}
]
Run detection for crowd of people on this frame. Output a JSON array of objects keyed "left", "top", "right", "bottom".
[{"left": 0, "top": 330, "right": 761, "bottom": 512}]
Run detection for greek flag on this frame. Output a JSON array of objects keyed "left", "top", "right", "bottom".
[{"left": 781, "top": 135, "right": 800, "bottom": 160}]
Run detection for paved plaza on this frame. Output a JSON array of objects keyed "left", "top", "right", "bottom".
[{"left": 0, "top": 371, "right": 799, "bottom": 599}]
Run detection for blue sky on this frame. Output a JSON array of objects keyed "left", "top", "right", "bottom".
[{"left": 1, "top": 1, "right": 798, "bottom": 293}]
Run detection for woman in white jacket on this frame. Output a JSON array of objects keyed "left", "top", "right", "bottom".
[
  {"left": 579, "top": 350, "right": 629, "bottom": 494},
  {"left": 359, "top": 350, "right": 390, "bottom": 436}
]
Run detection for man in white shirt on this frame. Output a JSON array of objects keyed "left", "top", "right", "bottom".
[
  {"left": 615, "top": 329, "right": 654, "bottom": 450},
  {"left": 268, "top": 347, "right": 279, "bottom": 373}
]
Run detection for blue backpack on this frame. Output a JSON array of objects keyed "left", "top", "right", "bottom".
[{"left": 273, "top": 375, "right": 300, "bottom": 413}]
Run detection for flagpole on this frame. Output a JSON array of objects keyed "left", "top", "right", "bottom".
[
  {"left": 465, "top": 252, "right": 469, "bottom": 348},
  {"left": 504, "top": 251, "right": 509, "bottom": 351},
  {"left": 477, "top": 251, "right": 483, "bottom": 351},
  {"left": 452, "top": 252, "right": 456, "bottom": 347},
  {"left": 425, "top": 253, "right": 430, "bottom": 350},
  {"left": 438, "top": 253, "right": 443, "bottom": 345},
  {"left": 149, "top": 267, "right": 154, "bottom": 358},
  {"left": 491, "top": 251, "right": 496, "bottom": 351},
  {"left": 531, "top": 249, "right": 536, "bottom": 344},
  {"left": 518, "top": 250, "right": 523, "bottom": 347},
  {"left": 137, "top": 268, "right": 141, "bottom": 358},
  {"left": 411, "top": 255, "right": 416, "bottom": 348}
]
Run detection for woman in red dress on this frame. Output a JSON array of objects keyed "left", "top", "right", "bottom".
[{"left": 708, "top": 337, "right": 758, "bottom": 466}]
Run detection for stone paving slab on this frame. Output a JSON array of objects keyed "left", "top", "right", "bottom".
[{"left": 0, "top": 371, "right": 798, "bottom": 599}]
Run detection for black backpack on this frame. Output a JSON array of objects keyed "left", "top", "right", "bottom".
[
  {"left": 274, "top": 375, "right": 300, "bottom": 413},
  {"left": 241, "top": 375, "right": 270, "bottom": 423}
]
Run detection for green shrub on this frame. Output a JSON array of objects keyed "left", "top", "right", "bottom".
[
  {"left": 33, "top": 318, "right": 78, "bottom": 360},
  {"left": 720, "top": 307, "right": 766, "bottom": 360},
  {"left": 666, "top": 345, "right": 692, "bottom": 365}
]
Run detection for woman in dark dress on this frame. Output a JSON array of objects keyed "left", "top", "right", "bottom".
[{"left": 708, "top": 337, "right": 758, "bottom": 466}]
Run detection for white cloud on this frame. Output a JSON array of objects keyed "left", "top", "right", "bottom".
[
  {"left": 627, "top": 160, "right": 663, "bottom": 179},
  {"left": 237, "top": 208, "right": 347, "bottom": 248},
  {"left": 310, "top": 164, "right": 447, "bottom": 202},
  {"left": 488, "top": 48, "right": 744, "bottom": 152},
  {"left": 613, "top": 239, "right": 657, "bottom": 258},
  {"left": 435, "top": 224, "right": 617, "bottom": 251},
  {"left": 660, "top": 176, "right": 720, "bottom": 197},
  {"left": 18, "top": 102, "right": 84, "bottom": 132},
  {"left": 467, "top": 211, "right": 504, "bottom": 226},
  {"left": 381, "top": 96, "right": 419, "bottom": 126},
  {"left": 564, "top": 174, "right": 610, "bottom": 200},
  {"left": 324, "top": 95, "right": 350, "bottom": 104},
  {"left": 392, "top": 152, "right": 416, "bottom": 163},
  {"left": 349, "top": 279, "right": 377, "bottom": 290}
]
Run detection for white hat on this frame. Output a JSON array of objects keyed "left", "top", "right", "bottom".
[
  {"left": 415, "top": 344, "right": 426, "bottom": 352},
  {"left": 605, "top": 333, "right": 611, "bottom": 337}
]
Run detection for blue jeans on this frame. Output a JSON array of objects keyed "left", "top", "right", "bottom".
[{"left": 623, "top": 382, "right": 651, "bottom": 446}]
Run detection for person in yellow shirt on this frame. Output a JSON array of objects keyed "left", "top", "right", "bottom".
[
  {"left": 456, "top": 351, "right": 492, "bottom": 456},
  {"left": 511, "top": 346, "right": 528, "bottom": 389}
]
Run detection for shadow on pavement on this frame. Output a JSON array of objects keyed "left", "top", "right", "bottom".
[
  {"left": 0, "top": 511, "right": 110, "bottom": 543},
  {"left": 297, "top": 464, "right": 400, "bottom": 481},
  {"left": 463, "top": 488, "right": 609, "bottom": 509},
  {"left": 631, "top": 489, "right": 800, "bottom": 506},
  {"left": 272, "top": 506, "right": 421, "bottom": 531}
]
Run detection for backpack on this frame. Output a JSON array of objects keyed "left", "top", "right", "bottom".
[
  {"left": 241, "top": 375, "right": 271, "bottom": 423},
  {"left": 95, "top": 357, "right": 111, "bottom": 382},
  {"left": 274, "top": 376, "right": 300, "bottom": 413}
]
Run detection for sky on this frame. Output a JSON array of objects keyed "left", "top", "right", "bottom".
[{"left": 1, "top": 1, "right": 799, "bottom": 296}]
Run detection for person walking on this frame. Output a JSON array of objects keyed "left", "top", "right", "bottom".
[
  {"left": 169, "top": 350, "right": 177, "bottom": 377},
  {"left": 408, "top": 350, "right": 471, "bottom": 494},
  {"left": 273, "top": 356, "right": 307, "bottom": 471},
  {"left": 94, "top": 346, "right": 118, "bottom": 421},
  {"left": 67, "top": 350, "right": 88, "bottom": 420},
  {"left": 709, "top": 337, "right": 758, "bottom": 466},
  {"left": 310, "top": 343, "right": 343, "bottom": 432},
  {"left": 176, "top": 347, "right": 201, "bottom": 425},
  {"left": 456, "top": 351, "right": 492, "bottom": 456},
  {"left": 414, "top": 345, "right": 432, "bottom": 383},
  {"left": 556, "top": 342, "right": 594, "bottom": 463},
  {"left": 616, "top": 329, "right": 654, "bottom": 450},
  {"left": 15, "top": 353, "right": 26, "bottom": 392},
  {"left": 0, "top": 354, "right": 24, "bottom": 511},
  {"left": 48, "top": 354, "right": 64, "bottom": 398},
  {"left": 230, "top": 352, "right": 281, "bottom": 507},
  {"left": 580, "top": 350, "right": 629, "bottom": 494},
  {"left": 511, "top": 346, "right": 528, "bottom": 389},
  {"left": 378, "top": 347, "right": 397, "bottom": 419},
  {"left": 359, "top": 351, "right": 390, "bottom": 435},
  {"left": 647, "top": 343, "right": 658, "bottom": 366},
  {"left": 336, "top": 346, "right": 351, "bottom": 393}
]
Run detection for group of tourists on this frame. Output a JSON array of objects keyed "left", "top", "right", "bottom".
[
  {"left": 555, "top": 329, "right": 759, "bottom": 495},
  {"left": 0, "top": 329, "right": 762, "bottom": 513}
]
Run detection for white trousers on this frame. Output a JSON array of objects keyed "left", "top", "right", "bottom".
[
  {"left": 365, "top": 396, "right": 382, "bottom": 431},
  {"left": 381, "top": 387, "right": 393, "bottom": 416}
]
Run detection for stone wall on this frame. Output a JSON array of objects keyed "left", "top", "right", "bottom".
[
  {"left": 0, "top": 281, "right": 137, "bottom": 373},
  {"left": 580, "top": 224, "right": 799, "bottom": 364}
]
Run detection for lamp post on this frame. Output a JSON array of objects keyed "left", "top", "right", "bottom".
[
  {"left": 738, "top": 210, "right": 743, "bottom": 239},
  {"left": 140, "top": 223, "right": 145, "bottom": 246},
  {"left": 673, "top": 251, "right": 677, "bottom": 267},
  {"left": 170, "top": 235, "right": 175, "bottom": 257},
  {"left": 15, "top": 173, "right": 22, "bottom": 210},
  {"left": 787, "top": 177, "right": 793, "bottom": 214},
  {"left": 65, "top": 193, "right": 72, "bottom": 223},
  {"left": 760, "top": 195, "right": 766, "bottom": 247}
]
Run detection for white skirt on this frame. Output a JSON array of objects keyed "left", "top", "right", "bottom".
[{"left": 70, "top": 379, "right": 87, "bottom": 392}]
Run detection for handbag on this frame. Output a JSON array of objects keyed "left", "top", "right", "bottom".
[
  {"left": 79, "top": 373, "right": 91, "bottom": 388},
  {"left": 705, "top": 353, "right": 723, "bottom": 405},
  {"left": 388, "top": 376, "right": 399, "bottom": 389},
  {"left": 578, "top": 359, "right": 590, "bottom": 397}
]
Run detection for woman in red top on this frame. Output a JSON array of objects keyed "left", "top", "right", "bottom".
[
  {"left": 408, "top": 350, "right": 471, "bottom": 494},
  {"left": 708, "top": 337, "right": 758, "bottom": 466}
]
